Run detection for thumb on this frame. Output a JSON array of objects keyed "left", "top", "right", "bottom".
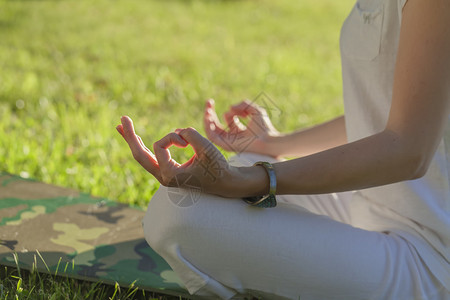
[
  {"left": 230, "top": 100, "right": 263, "bottom": 117},
  {"left": 179, "top": 127, "right": 229, "bottom": 184},
  {"left": 177, "top": 127, "right": 211, "bottom": 155},
  {"left": 177, "top": 127, "right": 226, "bottom": 166}
]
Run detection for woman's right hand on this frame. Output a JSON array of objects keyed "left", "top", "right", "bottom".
[{"left": 204, "top": 99, "right": 281, "bottom": 158}]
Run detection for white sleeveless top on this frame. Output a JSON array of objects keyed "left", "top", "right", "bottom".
[{"left": 340, "top": 0, "right": 450, "bottom": 290}]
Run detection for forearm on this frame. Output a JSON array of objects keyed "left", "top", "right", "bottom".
[
  {"left": 236, "top": 129, "right": 424, "bottom": 197},
  {"left": 265, "top": 115, "right": 347, "bottom": 158}
]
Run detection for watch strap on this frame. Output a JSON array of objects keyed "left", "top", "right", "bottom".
[{"left": 243, "top": 161, "right": 277, "bottom": 208}]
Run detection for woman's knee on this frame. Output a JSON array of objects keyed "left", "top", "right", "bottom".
[
  {"left": 143, "top": 186, "right": 176, "bottom": 252},
  {"left": 142, "top": 185, "right": 199, "bottom": 253}
]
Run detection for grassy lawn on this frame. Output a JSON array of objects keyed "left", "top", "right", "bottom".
[
  {"left": 1, "top": 263, "right": 183, "bottom": 300},
  {"left": 0, "top": 0, "right": 354, "bottom": 298}
]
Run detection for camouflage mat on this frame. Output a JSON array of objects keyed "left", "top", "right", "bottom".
[{"left": 0, "top": 172, "right": 190, "bottom": 298}]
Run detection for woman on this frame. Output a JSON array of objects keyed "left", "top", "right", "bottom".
[{"left": 116, "top": 0, "right": 450, "bottom": 298}]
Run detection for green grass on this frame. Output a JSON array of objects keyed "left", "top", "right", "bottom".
[
  {"left": 0, "top": 0, "right": 353, "bottom": 206},
  {"left": 0, "top": 256, "right": 185, "bottom": 299},
  {"left": 0, "top": 0, "right": 354, "bottom": 297}
]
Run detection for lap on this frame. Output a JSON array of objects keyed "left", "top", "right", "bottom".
[
  {"left": 144, "top": 185, "right": 443, "bottom": 299},
  {"left": 142, "top": 153, "right": 445, "bottom": 299}
]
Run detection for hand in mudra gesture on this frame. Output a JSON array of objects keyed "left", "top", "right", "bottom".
[
  {"left": 204, "top": 99, "right": 280, "bottom": 157},
  {"left": 116, "top": 116, "right": 239, "bottom": 197}
]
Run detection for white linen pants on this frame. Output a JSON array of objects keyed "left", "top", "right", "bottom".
[{"left": 142, "top": 153, "right": 448, "bottom": 300}]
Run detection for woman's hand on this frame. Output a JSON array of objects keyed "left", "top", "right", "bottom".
[
  {"left": 204, "top": 99, "right": 280, "bottom": 158},
  {"left": 116, "top": 116, "right": 248, "bottom": 197}
]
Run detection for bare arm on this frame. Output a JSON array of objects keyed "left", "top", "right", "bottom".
[
  {"left": 236, "top": 0, "right": 450, "bottom": 197},
  {"left": 204, "top": 99, "right": 347, "bottom": 159},
  {"left": 265, "top": 115, "right": 347, "bottom": 158},
  {"left": 119, "top": 0, "right": 450, "bottom": 199}
]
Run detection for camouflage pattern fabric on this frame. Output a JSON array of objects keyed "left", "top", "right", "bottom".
[{"left": 0, "top": 172, "right": 189, "bottom": 298}]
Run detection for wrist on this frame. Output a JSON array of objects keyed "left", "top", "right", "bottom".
[
  {"left": 226, "top": 165, "right": 268, "bottom": 198},
  {"left": 261, "top": 134, "right": 284, "bottom": 158},
  {"left": 243, "top": 162, "right": 277, "bottom": 208}
]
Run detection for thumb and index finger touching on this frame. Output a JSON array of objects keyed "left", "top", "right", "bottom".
[
  {"left": 117, "top": 115, "right": 218, "bottom": 178},
  {"left": 203, "top": 98, "right": 264, "bottom": 141}
]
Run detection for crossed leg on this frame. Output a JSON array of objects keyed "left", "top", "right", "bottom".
[{"left": 142, "top": 154, "right": 444, "bottom": 299}]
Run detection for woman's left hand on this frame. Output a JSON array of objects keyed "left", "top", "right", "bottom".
[{"left": 116, "top": 116, "right": 241, "bottom": 197}]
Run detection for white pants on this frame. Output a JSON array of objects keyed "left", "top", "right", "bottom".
[{"left": 143, "top": 153, "right": 448, "bottom": 300}]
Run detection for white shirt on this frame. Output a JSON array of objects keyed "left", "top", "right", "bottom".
[{"left": 340, "top": 0, "right": 450, "bottom": 290}]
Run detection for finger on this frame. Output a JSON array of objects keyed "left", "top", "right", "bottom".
[
  {"left": 204, "top": 100, "right": 228, "bottom": 140},
  {"left": 116, "top": 124, "right": 125, "bottom": 138},
  {"left": 137, "top": 135, "right": 152, "bottom": 154},
  {"left": 223, "top": 110, "right": 237, "bottom": 128},
  {"left": 230, "top": 101, "right": 270, "bottom": 133},
  {"left": 204, "top": 99, "right": 224, "bottom": 129},
  {"left": 204, "top": 117, "right": 234, "bottom": 149},
  {"left": 153, "top": 132, "right": 188, "bottom": 172},
  {"left": 177, "top": 127, "right": 214, "bottom": 158},
  {"left": 203, "top": 100, "right": 246, "bottom": 151},
  {"left": 120, "top": 121, "right": 153, "bottom": 157},
  {"left": 120, "top": 116, "right": 161, "bottom": 177},
  {"left": 205, "top": 98, "right": 215, "bottom": 109},
  {"left": 121, "top": 116, "right": 140, "bottom": 148},
  {"left": 153, "top": 132, "right": 189, "bottom": 149},
  {"left": 230, "top": 100, "right": 264, "bottom": 117},
  {"left": 204, "top": 114, "right": 224, "bottom": 138},
  {"left": 223, "top": 111, "right": 246, "bottom": 131}
]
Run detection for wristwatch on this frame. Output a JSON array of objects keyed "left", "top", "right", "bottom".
[{"left": 243, "top": 161, "right": 277, "bottom": 208}]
